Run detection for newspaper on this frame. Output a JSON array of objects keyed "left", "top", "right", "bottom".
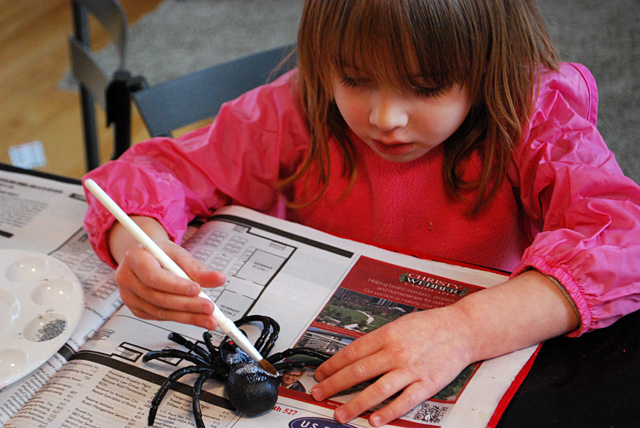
[
  {"left": 0, "top": 167, "right": 538, "bottom": 428},
  {"left": 0, "top": 168, "right": 123, "bottom": 424},
  {"left": 0, "top": 169, "right": 86, "bottom": 253}
]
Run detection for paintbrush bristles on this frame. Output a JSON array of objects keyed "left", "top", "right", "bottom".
[{"left": 259, "top": 358, "right": 278, "bottom": 376}]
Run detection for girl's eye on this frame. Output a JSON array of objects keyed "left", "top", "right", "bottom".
[
  {"left": 341, "top": 74, "right": 445, "bottom": 97},
  {"left": 412, "top": 85, "right": 445, "bottom": 98},
  {"left": 341, "top": 76, "right": 370, "bottom": 88}
]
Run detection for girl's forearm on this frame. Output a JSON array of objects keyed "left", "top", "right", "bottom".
[{"left": 455, "top": 269, "right": 580, "bottom": 363}]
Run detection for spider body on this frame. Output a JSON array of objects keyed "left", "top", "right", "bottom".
[
  {"left": 224, "top": 347, "right": 280, "bottom": 416},
  {"left": 143, "top": 315, "right": 330, "bottom": 427}
]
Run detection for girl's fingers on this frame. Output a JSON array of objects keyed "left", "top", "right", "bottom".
[
  {"left": 131, "top": 243, "right": 227, "bottom": 290},
  {"left": 367, "top": 381, "right": 432, "bottom": 427},
  {"left": 162, "top": 243, "right": 208, "bottom": 275},
  {"left": 113, "top": 236, "right": 226, "bottom": 331},
  {"left": 124, "top": 246, "right": 198, "bottom": 294},
  {"left": 314, "top": 332, "right": 384, "bottom": 381},
  {"left": 117, "top": 247, "right": 215, "bottom": 314},
  {"left": 310, "top": 309, "right": 471, "bottom": 425},
  {"left": 331, "top": 371, "right": 411, "bottom": 425},
  {"left": 317, "top": 365, "right": 440, "bottom": 426},
  {"left": 312, "top": 338, "right": 394, "bottom": 401},
  {"left": 129, "top": 282, "right": 213, "bottom": 314},
  {"left": 119, "top": 287, "right": 218, "bottom": 330},
  {"left": 190, "top": 268, "right": 227, "bottom": 289}
]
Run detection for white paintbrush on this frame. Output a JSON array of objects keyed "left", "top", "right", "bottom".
[{"left": 84, "top": 178, "right": 277, "bottom": 376}]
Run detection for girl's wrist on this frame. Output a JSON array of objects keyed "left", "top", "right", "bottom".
[
  {"left": 451, "top": 270, "right": 579, "bottom": 364},
  {"left": 444, "top": 298, "right": 486, "bottom": 365},
  {"left": 107, "top": 216, "right": 169, "bottom": 265}
]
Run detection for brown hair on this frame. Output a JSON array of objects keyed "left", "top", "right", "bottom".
[{"left": 285, "top": 0, "right": 558, "bottom": 213}]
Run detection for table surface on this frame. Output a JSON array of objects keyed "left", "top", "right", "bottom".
[
  {"left": 497, "top": 307, "right": 640, "bottom": 428},
  {"left": 3, "top": 163, "right": 638, "bottom": 428}
]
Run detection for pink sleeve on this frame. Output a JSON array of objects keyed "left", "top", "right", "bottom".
[
  {"left": 82, "top": 70, "right": 308, "bottom": 268},
  {"left": 510, "top": 63, "right": 640, "bottom": 336}
]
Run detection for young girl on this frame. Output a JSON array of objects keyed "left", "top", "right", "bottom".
[{"left": 83, "top": 0, "right": 640, "bottom": 426}]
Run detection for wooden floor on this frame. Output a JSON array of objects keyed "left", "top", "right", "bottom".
[{"left": 0, "top": 0, "right": 162, "bottom": 180}]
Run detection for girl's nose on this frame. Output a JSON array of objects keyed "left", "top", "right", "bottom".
[{"left": 369, "top": 91, "right": 409, "bottom": 131}]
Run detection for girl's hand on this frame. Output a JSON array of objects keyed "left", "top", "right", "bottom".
[
  {"left": 310, "top": 306, "right": 475, "bottom": 427},
  {"left": 311, "top": 270, "right": 579, "bottom": 426},
  {"left": 108, "top": 216, "right": 227, "bottom": 330}
]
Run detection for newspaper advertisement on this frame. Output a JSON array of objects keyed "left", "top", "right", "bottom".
[{"left": 1, "top": 200, "right": 537, "bottom": 428}]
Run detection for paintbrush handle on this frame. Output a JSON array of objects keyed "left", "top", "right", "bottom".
[{"left": 84, "top": 179, "right": 264, "bottom": 363}]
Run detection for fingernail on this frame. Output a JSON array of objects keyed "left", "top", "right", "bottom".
[
  {"left": 199, "top": 299, "right": 213, "bottom": 313},
  {"left": 203, "top": 320, "right": 216, "bottom": 331},
  {"left": 310, "top": 385, "right": 323, "bottom": 401},
  {"left": 370, "top": 415, "right": 381, "bottom": 427},
  {"left": 334, "top": 409, "right": 347, "bottom": 424}
]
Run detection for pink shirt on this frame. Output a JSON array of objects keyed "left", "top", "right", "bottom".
[{"left": 83, "top": 63, "right": 640, "bottom": 337}]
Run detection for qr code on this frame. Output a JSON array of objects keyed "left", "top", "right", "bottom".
[{"left": 413, "top": 403, "right": 448, "bottom": 423}]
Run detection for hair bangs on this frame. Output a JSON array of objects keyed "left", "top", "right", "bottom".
[{"left": 325, "top": 0, "right": 479, "bottom": 94}]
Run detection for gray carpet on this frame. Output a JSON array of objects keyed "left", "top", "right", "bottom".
[
  {"left": 538, "top": 0, "right": 640, "bottom": 183},
  {"left": 62, "top": 0, "right": 639, "bottom": 182},
  {"left": 61, "top": 0, "right": 302, "bottom": 87}
]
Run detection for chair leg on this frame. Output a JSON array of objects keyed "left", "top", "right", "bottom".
[
  {"left": 72, "top": 0, "right": 101, "bottom": 172},
  {"left": 107, "top": 71, "right": 132, "bottom": 160},
  {"left": 80, "top": 85, "right": 100, "bottom": 171},
  {"left": 107, "top": 71, "right": 148, "bottom": 160}
]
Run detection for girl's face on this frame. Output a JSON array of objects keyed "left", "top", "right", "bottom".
[{"left": 331, "top": 73, "right": 473, "bottom": 163}]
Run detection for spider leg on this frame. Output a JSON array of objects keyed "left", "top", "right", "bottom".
[
  {"left": 169, "top": 332, "right": 212, "bottom": 362},
  {"left": 143, "top": 349, "right": 210, "bottom": 367},
  {"left": 234, "top": 315, "right": 280, "bottom": 356},
  {"left": 274, "top": 360, "right": 325, "bottom": 371},
  {"left": 191, "top": 370, "right": 216, "bottom": 428},
  {"left": 148, "top": 366, "right": 215, "bottom": 426},
  {"left": 202, "top": 331, "right": 219, "bottom": 362},
  {"left": 266, "top": 347, "right": 331, "bottom": 364},
  {"left": 199, "top": 333, "right": 231, "bottom": 380},
  {"left": 234, "top": 315, "right": 269, "bottom": 355},
  {"left": 261, "top": 317, "right": 280, "bottom": 356}
]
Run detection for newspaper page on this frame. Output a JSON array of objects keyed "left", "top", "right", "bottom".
[
  {"left": 3, "top": 205, "right": 537, "bottom": 428},
  {"left": 0, "top": 168, "right": 124, "bottom": 424},
  {"left": 0, "top": 168, "right": 85, "bottom": 254}
]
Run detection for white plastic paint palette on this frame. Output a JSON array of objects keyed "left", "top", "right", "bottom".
[{"left": 0, "top": 249, "right": 84, "bottom": 388}]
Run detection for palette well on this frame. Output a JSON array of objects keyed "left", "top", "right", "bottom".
[{"left": 0, "top": 249, "right": 84, "bottom": 389}]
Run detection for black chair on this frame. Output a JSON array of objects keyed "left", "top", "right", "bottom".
[
  {"left": 131, "top": 44, "right": 296, "bottom": 138},
  {"left": 69, "top": 0, "right": 146, "bottom": 171}
]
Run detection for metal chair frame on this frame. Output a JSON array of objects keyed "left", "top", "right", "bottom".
[{"left": 69, "top": 0, "right": 146, "bottom": 171}]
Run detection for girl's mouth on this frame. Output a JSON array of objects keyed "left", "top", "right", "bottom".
[{"left": 372, "top": 139, "right": 414, "bottom": 156}]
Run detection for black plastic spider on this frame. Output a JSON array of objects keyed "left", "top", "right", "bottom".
[{"left": 142, "top": 315, "right": 331, "bottom": 427}]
